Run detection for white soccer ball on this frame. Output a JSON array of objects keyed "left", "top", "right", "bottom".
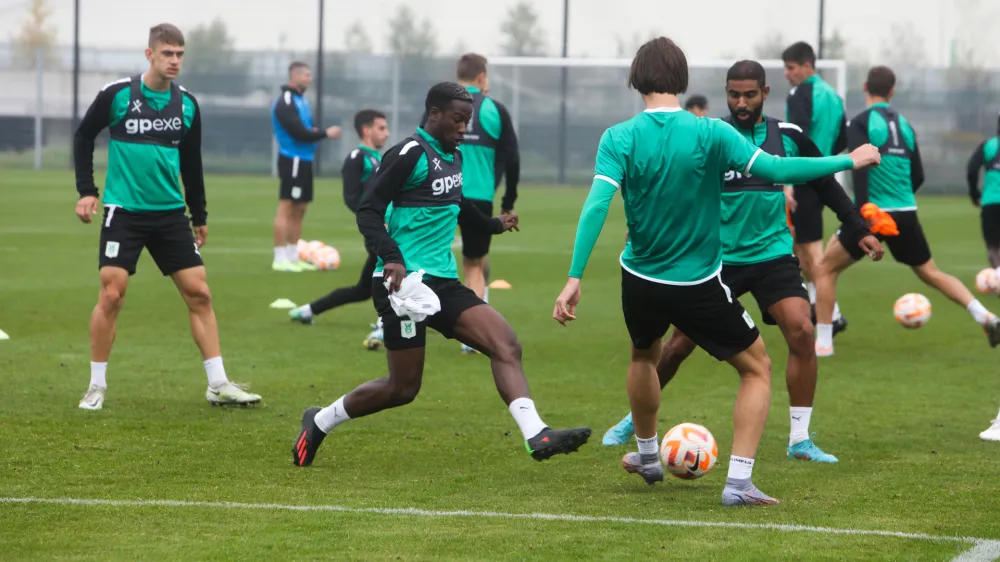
[
  {"left": 314, "top": 246, "right": 341, "bottom": 271},
  {"left": 660, "top": 422, "right": 719, "bottom": 480},
  {"left": 893, "top": 293, "right": 932, "bottom": 329},
  {"left": 975, "top": 268, "right": 999, "bottom": 295}
]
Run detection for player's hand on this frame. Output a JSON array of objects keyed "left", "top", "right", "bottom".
[
  {"left": 326, "top": 126, "right": 342, "bottom": 139},
  {"left": 848, "top": 144, "right": 881, "bottom": 169},
  {"left": 497, "top": 213, "right": 519, "bottom": 232},
  {"left": 75, "top": 196, "right": 100, "bottom": 223},
  {"left": 193, "top": 225, "right": 208, "bottom": 248},
  {"left": 784, "top": 185, "right": 797, "bottom": 212},
  {"left": 383, "top": 262, "right": 406, "bottom": 293},
  {"left": 857, "top": 234, "right": 883, "bottom": 261},
  {"left": 553, "top": 278, "right": 581, "bottom": 327}
]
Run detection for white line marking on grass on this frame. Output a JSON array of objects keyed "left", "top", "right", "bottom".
[{"left": 1, "top": 497, "right": 997, "bottom": 560}]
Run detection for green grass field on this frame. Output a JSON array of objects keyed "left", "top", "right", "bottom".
[{"left": 1, "top": 170, "right": 999, "bottom": 561}]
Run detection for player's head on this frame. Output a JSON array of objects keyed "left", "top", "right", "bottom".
[
  {"left": 781, "top": 41, "right": 816, "bottom": 86},
  {"left": 457, "top": 53, "right": 489, "bottom": 92},
  {"left": 725, "top": 60, "right": 770, "bottom": 130},
  {"left": 684, "top": 95, "right": 708, "bottom": 117},
  {"left": 864, "top": 66, "right": 896, "bottom": 101},
  {"left": 146, "top": 23, "right": 185, "bottom": 81},
  {"left": 288, "top": 62, "right": 312, "bottom": 92},
  {"left": 354, "top": 109, "right": 389, "bottom": 149},
  {"left": 424, "top": 82, "right": 474, "bottom": 152},
  {"left": 627, "top": 37, "right": 689, "bottom": 96}
]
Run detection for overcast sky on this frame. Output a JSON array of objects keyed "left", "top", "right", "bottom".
[{"left": 1, "top": 0, "right": 997, "bottom": 67}]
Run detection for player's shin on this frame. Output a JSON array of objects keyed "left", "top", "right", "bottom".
[
  {"left": 728, "top": 339, "right": 771, "bottom": 465},
  {"left": 628, "top": 345, "right": 662, "bottom": 455}
]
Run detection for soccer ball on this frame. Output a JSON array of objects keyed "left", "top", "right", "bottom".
[
  {"left": 893, "top": 293, "right": 932, "bottom": 329},
  {"left": 314, "top": 246, "right": 341, "bottom": 271},
  {"left": 975, "top": 268, "right": 999, "bottom": 295},
  {"left": 298, "top": 240, "right": 326, "bottom": 263},
  {"left": 660, "top": 422, "right": 719, "bottom": 480}
]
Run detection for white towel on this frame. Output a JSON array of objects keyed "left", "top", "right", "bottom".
[{"left": 383, "top": 269, "right": 441, "bottom": 323}]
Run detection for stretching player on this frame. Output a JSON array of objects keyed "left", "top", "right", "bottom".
[
  {"left": 813, "top": 66, "right": 1000, "bottom": 357},
  {"left": 292, "top": 83, "right": 590, "bottom": 467},
  {"left": 74, "top": 23, "right": 261, "bottom": 409},
  {"left": 966, "top": 110, "right": 1000, "bottom": 273},
  {"left": 782, "top": 41, "right": 848, "bottom": 333},
  {"left": 601, "top": 60, "right": 883, "bottom": 464},
  {"left": 289, "top": 109, "right": 390, "bottom": 348},
  {"left": 553, "top": 38, "right": 880, "bottom": 505}
]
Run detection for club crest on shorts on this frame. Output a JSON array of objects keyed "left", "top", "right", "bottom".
[
  {"left": 742, "top": 310, "right": 756, "bottom": 329},
  {"left": 105, "top": 241, "right": 120, "bottom": 258},
  {"left": 291, "top": 186, "right": 302, "bottom": 199},
  {"left": 401, "top": 320, "right": 416, "bottom": 339}
]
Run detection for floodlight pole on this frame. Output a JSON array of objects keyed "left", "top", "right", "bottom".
[
  {"left": 71, "top": 0, "right": 81, "bottom": 165},
  {"left": 817, "top": 0, "right": 825, "bottom": 58},
  {"left": 557, "top": 0, "right": 569, "bottom": 184},
  {"left": 315, "top": 0, "right": 325, "bottom": 175}
]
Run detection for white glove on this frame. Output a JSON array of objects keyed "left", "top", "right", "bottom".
[{"left": 383, "top": 269, "right": 441, "bottom": 323}]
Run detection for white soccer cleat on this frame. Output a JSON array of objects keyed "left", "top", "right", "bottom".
[
  {"left": 815, "top": 342, "right": 834, "bottom": 357},
  {"left": 206, "top": 382, "right": 262, "bottom": 406},
  {"left": 980, "top": 419, "right": 1000, "bottom": 442},
  {"left": 79, "top": 385, "right": 105, "bottom": 410}
]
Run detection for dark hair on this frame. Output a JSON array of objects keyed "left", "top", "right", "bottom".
[
  {"left": 627, "top": 37, "right": 689, "bottom": 96},
  {"left": 149, "top": 23, "right": 184, "bottom": 49},
  {"left": 726, "top": 60, "right": 767, "bottom": 88},
  {"left": 353, "top": 109, "right": 386, "bottom": 137},
  {"left": 684, "top": 95, "right": 708, "bottom": 110},
  {"left": 781, "top": 42, "right": 816, "bottom": 66},
  {"left": 425, "top": 82, "right": 474, "bottom": 113},
  {"left": 288, "top": 61, "right": 309, "bottom": 77},
  {"left": 866, "top": 66, "right": 896, "bottom": 98},
  {"left": 457, "top": 53, "right": 488, "bottom": 82}
]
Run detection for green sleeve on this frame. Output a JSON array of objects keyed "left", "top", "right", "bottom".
[
  {"left": 749, "top": 152, "right": 854, "bottom": 184},
  {"left": 403, "top": 154, "right": 428, "bottom": 191},
  {"left": 480, "top": 98, "right": 502, "bottom": 141},
  {"left": 713, "top": 119, "right": 762, "bottom": 173},
  {"left": 782, "top": 136, "right": 799, "bottom": 158},
  {"left": 568, "top": 178, "right": 617, "bottom": 278}
]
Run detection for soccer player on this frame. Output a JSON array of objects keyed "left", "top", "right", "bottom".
[
  {"left": 73, "top": 23, "right": 261, "bottom": 410},
  {"left": 271, "top": 61, "right": 342, "bottom": 272},
  {"left": 966, "top": 110, "right": 1000, "bottom": 273},
  {"left": 813, "top": 66, "right": 1000, "bottom": 357},
  {"left": 782, "top": 41, "right": 848, "bottom": 332},
  {"left": 600, "top": 60, "right": 883, "bottom": 465},
  {"left": 450, "top": 54, "right": 521, "bottom": 354},
  {"left": 684, "top": 94, "right": 709, "bottom": 117},
  {"left": 291, "top": 82, "right": 591, "bottom": 467},
  {"left": 552, "top": 38, "right": 880, "bottom": 505},
  {"left": 289, "top": 109, "right": 390, "bottom": 349}
]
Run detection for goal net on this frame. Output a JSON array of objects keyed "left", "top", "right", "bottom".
[{"left": 482, "top": 56, "right": 848, "bottom": 185}]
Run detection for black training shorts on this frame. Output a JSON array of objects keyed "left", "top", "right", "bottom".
[
  {"left": 98, "top": 205, "right": 203, "bottom": 276},
  {"left": 982, "top": 204, "right": 1000, "bottom": 247},
  {"left": 457, "top": 199, "right": 494, "bottom": 259},
  {"left": 790, "top": 185, "right": 824, "bottom": 244},
  {"left": 372, "top": 275, "right": 485, "bottom": 350},
  {"left": 838, "top": 210, "right": 931, "bottom": 267},
  {"left": 277, "top": 154, "right": 314, "bottom": 203},
  {"left": 621, "top": 268, "right": 760, "bottom": 361},
  {"left": 721, "top": 255, "right": 809, "bottom": 325}
]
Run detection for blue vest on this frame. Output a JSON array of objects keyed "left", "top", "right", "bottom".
[{"left": 271, "top": 89, "right": 316, "bottom": 161}]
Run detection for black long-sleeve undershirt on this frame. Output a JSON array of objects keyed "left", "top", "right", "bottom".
[
  {"left": 273, "top": 87, "right": 327, "bottom": 143},
  {"left": 341, "top": 151, "right": 367, "bottom": 214},
  {"left": 493, "top": 101, "right": 521, "bottom": 211},
  {"left": 967, "top": 141, "right": 987, "bottom": 206}
]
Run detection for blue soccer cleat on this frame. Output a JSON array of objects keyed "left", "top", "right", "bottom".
[
  {"left": 787, "top": 437, "right": 839, "bottom": 463},
  {"left": 601, "top": 412, "right": 634, "bottom": 446}
]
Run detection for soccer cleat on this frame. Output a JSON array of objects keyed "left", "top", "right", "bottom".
[
  {"left": 601, "top": 413, "right": 634, "bottom": 446},
  {"left": 362, "top": 323, "right": 384, "bottom": 350},
  {"left": 460, "top": 344, "right": 480, "bottom": 355},
  {"left": 206, "top": 382, "right": 262, "bottom": 406},
  {"left": 985, "top": 315, "right": 1000, "bottom": 348},
  {"left": 272, "top": 260, "right": 301, "bottom": 273},
  {"left": 293, "top": 261, "right": 319, "bottom": 272},
  {"left": 525, "top": 426, "right": 591, "bottom": 461},
  {"left": 621, "top": 452, "right": 665, "bottom": 485},
  {"left": 78, "top": 385, "right": 105, "bottom": 410},
  {"left": 787, "top": 437, "right": 839, "bottom": 463},
  {"left": 980, "top": 419, "right": 1000, "bottom": 441},
  {"left": 292, "top": 407, "right": 327, "bottom": 467},
  {"left": 833, "top": 316, "right": 848, "bottom": 337},
  {"left": 721, "top": 481, "right": 781, "bottom": 506},
  {"left": 815, "top": 342, "right": 834, "bottom": 357},
  {"left": 289, "top": 306, "right": 314, "bottom": 325}
]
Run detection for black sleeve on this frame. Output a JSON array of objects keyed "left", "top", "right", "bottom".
[
  {"left": 786, "top": 86, "right": 812, "bottom": 138},
  {"left": 356, "top": 143, "right": 423, "bottom": 267},
  {"left": 967, "top": 141, "right": 986, "bottom": 205},
  {"left": 846, "top": 113, "right": 871, "bottom": 206},
  {"left": 910, "top": 133, "right": 925, "bottom": 194},
  {"left": 74, "top": 85, "right": 119, "bottom": 198},
  {"left": 459, "top": 198, "right": 504, "bottom": 234},
  {"left": 179, "top": 94, "right": 207, "bottom": 226},
  {"left": 787, "top": 128, "right": 868, "bottom": 235},
  {"left": 341, "top": 151, "right": 366, "bottom": 214},
  {"left": 273, "top": 93, "right": 327, "bottom": 143},
  {"left": 832, "top": 114, "right": 848, "bottom": 155},
  {"left": 493, "top": 101, "right": 521, "bottom": 211}
]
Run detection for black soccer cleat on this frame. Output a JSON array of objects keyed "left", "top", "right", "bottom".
[
  {"left": 525, "top": 426, "right": 591, "bottom": 461},
  {"left": 986, "top": 316, "right": 1000, "bottom": 348},
  {"left": 292, "top": 407, "right": 327, "bottom": 467},
  {"left": 810, "top": 304, "right": 848, "bottom": 338}
]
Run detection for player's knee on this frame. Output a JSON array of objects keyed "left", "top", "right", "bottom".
[
  {"left": 664, "top": 334, "right": 696, "bottom": 361},
  {"left": 493, "top": 333, "right": 523, "bottom": 365},
  {"left": 785, "top": 318, "right": 815, "bottom": 356},
  {"left": 98, "top": 285, "right": 126, "bottom": 313},
  {"left": 183, "top": 283, "right": 213, "bottom": 311},
  {"left": 389, "top": 378, "right": 422, "bottom": 406}
]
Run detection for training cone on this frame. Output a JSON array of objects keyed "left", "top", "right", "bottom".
[
  {"left": 0, "top": 329, "right": 9, "bottom": 340},
  {"left": 269, "top": 298, "right": 297, "bottom": 309},
  {"left": 488, "top": 280, "right": 512, "bottom": 290}
]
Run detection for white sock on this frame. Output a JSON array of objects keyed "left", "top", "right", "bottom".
[
  {"left": 727, "top": 455, "right": 755, "bottom": 481},
  {"left": 789, "top": 407, "right": 813, "bottom": 446},
  {"left": 967, "top": 299, "right": 992, "bottom": 325},
  {"left": 509, "top": 397, "right": 547, "bottom": 440},
  {"left": 636, "top": 434, "right": 660, "bottom": 464},
  {"left": 274, "top": 247, "right": 285, "bottom": 263},
  {"left": 832, "top": 302, "right": 842, "bottom": 322},
  {"left": 297, "top": 304, "right": 313, "bottom": 318},
  {"left": 204, "top": 356, "right": 228, "bottom": 389},
  {"left": 285, "top": 244, "right": 299, "bottom": 263},
  {"left": 995, "top": 403, "right": 1000, "bottom": 421},
  {"left": 807, "top": 282, "right": 816, "bottom": 304},
  {"left": 816, "top": 323, "right": 833, "bottom": 348},
  {"left": 315, "top": 395, "right": 351, "bottom": 433},
  {"left": 90, "top": 361, "right": 107, "bottom": 389}
]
